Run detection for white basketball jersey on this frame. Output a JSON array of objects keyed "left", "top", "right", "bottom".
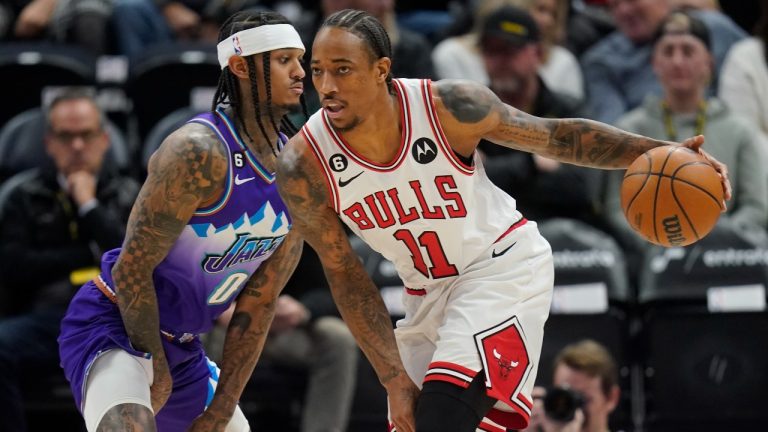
[{"left": 302, "top": 78, "right": 523, "bottom": 289}]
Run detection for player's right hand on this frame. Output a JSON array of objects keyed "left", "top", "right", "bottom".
[
  {"left": 151, "top": 357, "right": 173, "bottom": 414},
  {"left": 385, "top": 373, "right": 420, "bottom": 432}
]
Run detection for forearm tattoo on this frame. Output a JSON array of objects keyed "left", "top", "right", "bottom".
[
  {"left": 113, "top": 129, "right": 226, "bottom": 355},
  {"left": 276, "top": 144, "right": 405, "bottom": 383},
  {"left": 437, "top": 79, "right": 668, "bottom": 169}
]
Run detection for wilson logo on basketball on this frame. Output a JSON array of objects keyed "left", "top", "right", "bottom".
[{"left": 662, "top": 215, "right": 686, "bottom": 246}]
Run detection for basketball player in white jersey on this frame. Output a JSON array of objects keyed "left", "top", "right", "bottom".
[{"left": 276, "top": 9, "right": 731, "bottom": 432}]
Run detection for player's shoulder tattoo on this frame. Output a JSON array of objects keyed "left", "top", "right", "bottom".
[
  {"left": 435, "top": 79, "right": 499, "bottom": 124},
  {"left": 152, "top": 123, "right": 228, "bottom": 200}
]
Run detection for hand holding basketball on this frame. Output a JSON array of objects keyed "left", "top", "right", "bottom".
[
  {"left": 679, "top": 135, "right": 732, "bottom": 202},
  {"left": 620, "top": 145, "right": 725, "bottom": 247}
]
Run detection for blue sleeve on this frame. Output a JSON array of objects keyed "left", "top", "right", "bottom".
[{"left": 582, "top": 53, "right": 628, "bottom": 124}]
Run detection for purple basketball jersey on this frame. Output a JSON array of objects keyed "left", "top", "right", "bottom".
[
  {"left": 108, "top": 108, "right": 291, "bottom": 334},
  {"left": 59, "top": 108, "right": 292, "bottom": 429}
]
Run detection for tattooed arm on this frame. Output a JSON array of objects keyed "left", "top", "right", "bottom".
[
  {"left": 276, "top": 135, "right": 419, "bottom": 432},
  {"left": 432, "top": 80, "right": 731, "bottom": 198},
  {"left": 112, "top": 124, "right": 227, "bottom": 413},
  {"left": 188, "top": 231, "right": 303, "bottom": 431}
]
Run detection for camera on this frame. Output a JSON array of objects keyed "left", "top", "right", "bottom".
[{"left": 543, "top": 386, "right": 584, "bottom": 423}]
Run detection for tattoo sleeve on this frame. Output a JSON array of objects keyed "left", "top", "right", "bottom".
[
  {"left": 203, "top": 231, "right": 303, "bottom": 420},
  {"left": 276, "top": 138, "right": 407, "bottom": 386},
  {"left": 436, "top": 79, "right": 673, "bottom": 169},
  {"left": 112, "top": 125, "right": 227, "bottom": 361}
]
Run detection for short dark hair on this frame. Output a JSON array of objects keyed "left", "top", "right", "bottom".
[
  {"left": 321, "top": 9, "right": 395, "bottom": 94},
  {"left": 554, "top": 339, "right": 618, "bottom": 397},
  {"left": 46, "top": 87, "right": 102, "bottom": 131},
  {"left": 212, "top": 10, "right": 306, "bottom": 154}
]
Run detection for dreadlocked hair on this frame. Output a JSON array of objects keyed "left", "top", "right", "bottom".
[
  {"left": 322, "top": 9, "right": 395, "bottom": 95},
  {"left": 211, "top": 10, "right": 306, "bottom": 155}
]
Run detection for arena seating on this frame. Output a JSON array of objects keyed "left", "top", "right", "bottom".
[
  {"left": 537, "top": 218, "right": 634, "bottom": 431},
  {"left": 127, "top": 43, "right": 219, "bottom": 142},
  {"left": 637, "top": 220, "right": 768, "bottom": 431},
  {"left": 0, "top": 43, "right": 96, "bottom": 129}
]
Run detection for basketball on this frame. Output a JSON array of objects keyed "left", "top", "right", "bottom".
[{"left": 621, "top": 145, "right": 723, "bottom": 247}]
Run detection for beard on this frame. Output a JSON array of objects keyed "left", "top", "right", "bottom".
[
  {"left": 275, "top": 101, "right": 303, "bottom": 114},
  {"left": 331, "top": 116, "right": 362, "bottom": 133}
]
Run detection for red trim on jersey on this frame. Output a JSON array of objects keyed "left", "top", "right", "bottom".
[
  {"left": 404, "top": 286, "right": 426, "bottom": 296},
  {"left": 478, "top": 420, "right": 507, "bottom": 432},
  {"left": 487, "top": 406, "right": 531, "bottom": 430},
  {"left": 302, "top": 127, "right": 340, "bottom": 213},
  {"left": 421, "top": 80, "right": 475, "bottom": 176},
  {"left": 319, "top": 81, "right": 411, "bottom": 172},
  {"left": 493, "top": 218, "right": 528, "bottom": 244}
]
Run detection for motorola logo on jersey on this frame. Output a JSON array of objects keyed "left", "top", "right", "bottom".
[
  {"left": 202, "top": 233, "right": 286, "bottom": 273},
  {"left": 412, "top": 137, "right": 438, "bottom": 164},
  {"left": 329, "top": 153, "right": 349, "bottom": 172}
]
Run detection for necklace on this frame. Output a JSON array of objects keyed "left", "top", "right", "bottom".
[{"left": 661, "top": 100, "right": 707, "bottom": 141}]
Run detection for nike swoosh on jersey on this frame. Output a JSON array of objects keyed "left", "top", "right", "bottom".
[
  {"left": 234, "top": 174, "right": 256, "bottom": 185},
  {"left": 338, "top": 171, "right": 364, "bottom": 187},
  {"left": 491, "top": 242, "right": 517, "bottom": 258}
]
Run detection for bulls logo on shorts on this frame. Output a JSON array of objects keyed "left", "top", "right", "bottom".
[{"left": 475, "top": 316, "right": 533, "bottom": 416}]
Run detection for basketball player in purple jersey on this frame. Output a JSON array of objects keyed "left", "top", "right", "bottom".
[
  {"left": 276, "top": 10, "right": 732, "bottom": 432},
  {"left": 58, "top": 11, "right": 307, "bottom": 431}
]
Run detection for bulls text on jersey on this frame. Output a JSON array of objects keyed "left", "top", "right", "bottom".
[{"left": 342, "top": 175, "right": 467, "bottom": 230}]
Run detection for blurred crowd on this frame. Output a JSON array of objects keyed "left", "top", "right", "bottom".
[{"left": 1, "top": 0, "right": 767, "bottom": 431}]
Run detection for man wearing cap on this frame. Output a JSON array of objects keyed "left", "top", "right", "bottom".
[
  {"left": 479, "top": 6, "right": 602, "bottom": 226},
  {"left": 582, "top": 0, "right": 745, "bottom": 124},
  {"left": 57, "top": 10, "right": 308, "bottom": 431},
  {"left": 603, "top": 10, "right": 767, "bottom": 257}
]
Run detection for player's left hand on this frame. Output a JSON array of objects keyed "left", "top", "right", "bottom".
[
  {"left": 187, "top": 409, "right": 230, "bottom": 432},
  {"left": 680, "top": 135, "right": 732, "bottom": 209},
  {"left": 385, "top": 373, "right": 420, "bottom": 432}
]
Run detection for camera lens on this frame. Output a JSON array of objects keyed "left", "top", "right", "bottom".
[{"left": 543, "top": 387, "right": 583, "bottom": 423}]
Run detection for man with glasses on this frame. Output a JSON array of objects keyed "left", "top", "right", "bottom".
[{"left": 0, "top": 87, "right": 139, "bottom": 432}]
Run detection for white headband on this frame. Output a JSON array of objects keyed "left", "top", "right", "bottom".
[{"left": 217, "top": 24, "right": 305, "bottom": 70}]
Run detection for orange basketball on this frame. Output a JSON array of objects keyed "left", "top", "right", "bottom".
[{"left": 621, "top": 145, "right": 723, "bottom": 247}]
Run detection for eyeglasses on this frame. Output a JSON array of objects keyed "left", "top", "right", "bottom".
[{"left": 49, "top": 129, "right": 104, "bottom": 144}]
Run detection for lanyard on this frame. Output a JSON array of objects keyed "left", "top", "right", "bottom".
[
  {"left": 56, "top": 190, "right": 79, "bottom": 241},
  {"left": 662, "top": 101, "right": 707, "bottom": 141}
]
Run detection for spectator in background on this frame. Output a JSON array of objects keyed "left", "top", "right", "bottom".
[
  {"left": 719, "top": 0, "right": 768, "bottom": 147},
  {"left": 603, "top": 11, "right": 767, "bottom": 256},
  {"left": 581, "top": 0, "right": 746, "bottom": 124},
  {"left": 433, "top": 0, "right": 583, "bottom": 101},
  {"left": 479, "top": 6, "right": 601, "bottom": 225},
  {"left": 355, "top": 0, "right": 434, "bottom": 79},
  {"left": 0, "top": 88, "right": 139, "bottom": 432},
  {"left": 0, "top": 0, "right": 112, "bottom": 54},
  {"left": 111, "top": 0, "right": 264, "bottom": 58},
  {"left": 669, "top": 0, "right": 719, "bottom": 11},
  {"left": 565, "top": 0, "right": 615, "bottom": 57},
  {"left": 296, "top": 0, "right": 432, "bottom": 116},
  {"left": 524, "top": 340, "right": 620, "bottom": 432},
  {"left": 431, "top": 0, "right": 508, "bottom": 82}
]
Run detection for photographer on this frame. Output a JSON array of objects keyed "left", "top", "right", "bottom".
[{"left": 524, "top": 340, "right": 620, "bottom": 432}]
